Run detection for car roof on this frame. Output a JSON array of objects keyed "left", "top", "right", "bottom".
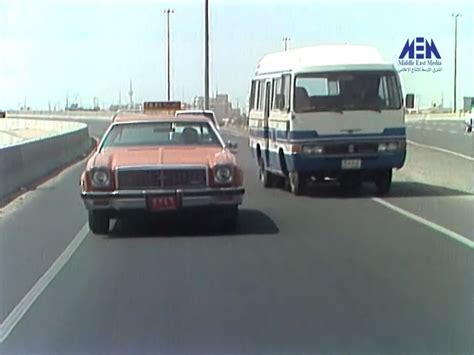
[
  {"left": 176, "top": 110, "right": 215, "bottom": 115},
  {"left": 113, "top": 113, "right": 213, "bottom": 124}
]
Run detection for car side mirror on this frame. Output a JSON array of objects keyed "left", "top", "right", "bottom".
[
  {"left": 405, "top": 94, "right": 415, "bottom": 109},
  {"left": 227, "top": 141, "right": 238, "bottom": 153}
]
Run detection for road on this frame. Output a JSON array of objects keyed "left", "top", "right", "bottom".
[
  {"left": 0, "top": 119, "right": 473, "bottom": 354},
  {"left": 406, "top": 119, "right": 473, "bottom": 158}
]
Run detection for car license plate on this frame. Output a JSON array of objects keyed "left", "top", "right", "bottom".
[
  {"left": 148, "top": 196, "right": 178, "bottom": 211},
  {"left": 341, "top": 159, "right": 361, "bottom": 170}
]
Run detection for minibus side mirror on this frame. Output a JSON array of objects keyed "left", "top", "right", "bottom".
[{"left": 405, "top": 94, "right": 415, "bottom": 109}]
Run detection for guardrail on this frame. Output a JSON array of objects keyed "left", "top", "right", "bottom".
[
  {"left": 6, "top": 111, "right": 113, "bottom": 121},
  {"left": 0, "top": 119, "right": 92, "bottom": 203}
]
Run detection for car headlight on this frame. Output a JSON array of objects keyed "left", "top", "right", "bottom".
[
  {"left": 214, "top": 166, "right": 233, "bottom": 184},
  {"left": 302, "top": 145, "right": 324, "bottom": 155},
  {"left": 91, "top": 168, "right": 111, "bottom": 188}
]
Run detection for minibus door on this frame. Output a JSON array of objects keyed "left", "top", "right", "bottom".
[{"left": 264, "top": 80, "right": 271, "bottom": 164}]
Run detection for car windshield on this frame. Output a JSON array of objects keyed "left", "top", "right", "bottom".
[
  {"left": 294, "top": 72, "right": 402, "bottom": 113},
  {"left": 101, "top": 121, "right": 222, "bottom": 148}
]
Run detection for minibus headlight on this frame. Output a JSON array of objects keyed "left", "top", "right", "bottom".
[
  {"left": 302, "top": 145, "right": 324, "bottom": 155},
  {"left": 387, "top": 142, "right": 398, "bottom": 152},
  {"left": 378, "top": 143, "right": 388, "bottom": 152}
]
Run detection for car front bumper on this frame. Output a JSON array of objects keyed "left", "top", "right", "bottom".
[{"left": 81, "top": 187, "right": 245, "bottom": 211}]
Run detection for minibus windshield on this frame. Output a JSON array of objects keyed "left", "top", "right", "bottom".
[{"left": 294, "top": 71, "right": 402, "bottom": 113}]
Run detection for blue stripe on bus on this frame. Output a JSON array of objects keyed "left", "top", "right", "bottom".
[{"left": 249, "top": 127, "right": 406, "bottom": 141}]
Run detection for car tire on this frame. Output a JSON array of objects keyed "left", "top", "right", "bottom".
[
  {"left": 375, "top": 169, "right": 392, "bottom": 195},
  {"left": 288, "top": 171, "right": 304, "bottom": 196},
  {"left": 88, "top": 210, "right": 110, "bottom": 235}
]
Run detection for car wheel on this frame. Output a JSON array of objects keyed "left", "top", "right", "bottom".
[
  {"left": 375, "top": 169, "right": 392, "bottom": 195},
  {"left": 88, "top": 210, "right": 110, "bottom": 235},
  {"left": 288, "top": 171, "right": 304, "bottom": 195}
]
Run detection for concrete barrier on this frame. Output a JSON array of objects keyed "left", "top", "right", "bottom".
[
  {"left": 6, "top": 110, "right": 113, "bottom": 121},
  {"left": 0, "top": 120, "right": 92, "bottom": 203}
]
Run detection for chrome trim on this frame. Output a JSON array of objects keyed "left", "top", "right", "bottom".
[
  {"left": 81, "top": 187, "right": 245, "bottom": 210},
  {"left": 82, "top": 186, "right": 244, "bottom": 197}
]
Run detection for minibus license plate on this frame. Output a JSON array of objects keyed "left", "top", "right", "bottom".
[{"left": 342, "top": 159, "right": 361, "bottom": 170}]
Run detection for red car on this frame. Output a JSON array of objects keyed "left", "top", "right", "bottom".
[{"left": 80, "top": 113, "right": 244, "bottom": 234}]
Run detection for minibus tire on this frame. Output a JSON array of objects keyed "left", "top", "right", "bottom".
[
  {"left": 259, "top": 157, "right": 273, "bottom": 188},
  {"left": 288, "top": 172, "right": 304, "bottom": 195},
  {"left": 375, "top": 169, "right": 392, "bottom": 195}
]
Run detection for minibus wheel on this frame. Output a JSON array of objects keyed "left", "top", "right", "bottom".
[
  {"left": 288, "top": 172, "right": 304, "bottom": 195},
  {"left": 259, "top": 157, "right": 273, "bottom": 188}
]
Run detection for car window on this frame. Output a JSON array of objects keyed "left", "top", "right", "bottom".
[{"left": 101, "top": 121, "right": 221, "bottom": 148}]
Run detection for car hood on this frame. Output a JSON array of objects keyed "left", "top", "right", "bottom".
[{"left": 88, "top": 146, "right": 236, "bottom": 170}]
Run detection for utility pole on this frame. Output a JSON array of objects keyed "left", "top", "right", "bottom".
[
  {"left": 282, "top": 36, "right": 290, "bottom": 51},
  {"left": 204, "top": 0, "right": 210, "bottom": 110},
  {"left": 452, "top": 13, "right": 461, "bottom": 113},
  {"left": 128, "top": 79, "right": 134, "bottom": 109},
  {"left": 164, "top": 9, "right": 174, "bottom": 101}
]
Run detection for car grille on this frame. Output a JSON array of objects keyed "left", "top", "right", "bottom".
[
  {"left": 117, "top": 168, "right": 207, "bottom": 190},
  {"left": 324, "top": 142, "right": 378, "bottom": 155}
]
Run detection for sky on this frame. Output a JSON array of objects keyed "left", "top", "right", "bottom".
[{"left": 0, "top": 0, "right": 472, "bottom": 110}]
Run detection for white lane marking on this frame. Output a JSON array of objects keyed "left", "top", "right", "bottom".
[
  {"left": 0, "top": 223, "right": 90, "bottom": 343},
  {"left": 448, "top": 130, "right": 459, "bottom": 134},
  {"left": 372, "top": 198, "right": 474, "bottom": 249},
  {"left": 435, "top": 128, "right": 444, "bottom": 132},
  {"left": 407, "top": 140, "right": 474, "bottom": 161},
  {"left": 424, "top": 127, "right": 434, "bottom": 131}
]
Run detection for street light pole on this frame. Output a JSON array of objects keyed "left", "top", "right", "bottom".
[
  {"left": 204, "top": 0, "right": 210, "bottom": 110},
  {"left": 282, "top": 36, "right": 290, "bottom": 51},
  {"left": 164, "top": 8, "right": 174, "bottom": 101},
  {"left": 452, "top": 13, "right": 461, "bottom": 113}
]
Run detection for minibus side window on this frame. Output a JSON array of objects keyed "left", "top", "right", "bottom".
[
  {"left": 255, "top": 81, "right": 261, "bottom": 110},
  {"left": 258, "top": 79, "right": 266, "bottom": 111},
  {"left": 249, "top": 80, "right": 257, "bottom": 111},
  {"left": 282, "top": 74, "right": 291, "bottom": 112},
  {"left": 272, "top": 77, "right": 282, "bottom": 110}
]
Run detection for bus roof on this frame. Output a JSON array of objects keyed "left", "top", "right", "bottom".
[{"left": 255, "top": 45, "right": 394, "bottom": 76}]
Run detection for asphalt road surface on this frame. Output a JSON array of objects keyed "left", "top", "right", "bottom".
[
  {"left": 0, "top": 119, "right": 473, "bottom": 354},
  {"left": 406, "top": 119, "right": 473, "bottom": 158}
]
